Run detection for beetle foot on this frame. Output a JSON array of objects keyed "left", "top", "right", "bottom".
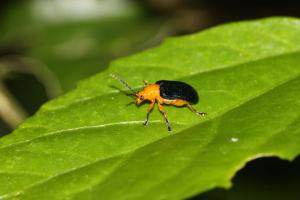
[
  {"left": 196, "top": 112, "right": 207, "bottom": 116},
  {"left": 143, "top": 120, "right": 149, "bottom": 126}
]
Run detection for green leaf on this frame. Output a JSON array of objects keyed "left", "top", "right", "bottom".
[{"left": 1, "top": 17, "right": 300, "bottom": 199}]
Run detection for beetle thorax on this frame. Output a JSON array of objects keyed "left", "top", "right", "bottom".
[{"left": 136, "top": 84, "right": 160, "bottom": 105}]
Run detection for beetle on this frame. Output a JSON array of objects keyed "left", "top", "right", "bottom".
[{"left": 111, "top": 74, "right": 206, "bottom": 131}]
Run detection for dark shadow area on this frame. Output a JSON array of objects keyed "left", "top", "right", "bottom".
[
  {"left": 4, "top": 73, "right": 49, "bottom": 115},
  {"left": 138, "top": 0, "right": 300, "bottom": 33},
  {"left": 0, "top": 119, "right": 11, "bottom": 137},
  {"left": 191, "top": 156, "right": 300, "bottom": 200},
  {"left": 0, "top": 73, "right": 49, "bottom": 136}
]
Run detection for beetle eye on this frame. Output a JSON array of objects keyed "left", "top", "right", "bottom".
[{"left": 140, "top": 96, "right": 144, "bottom": 101}]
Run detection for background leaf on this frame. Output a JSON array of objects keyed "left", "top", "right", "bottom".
[{"left": 1, "top": 17, "right": 300, "bottom": 199}]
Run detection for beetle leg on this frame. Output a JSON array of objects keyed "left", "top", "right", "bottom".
[
  {"left": 158, "top": 103, "right": 172, "bottom": 132},
  {"left": 144, "top": 101, "right": 155, "bottom": 126},
  {"left": 187, "top": 104, "right": 207, "bottom": 116},
  {"left": 143, "top": 80, "right": 149, "bottom": 86}
]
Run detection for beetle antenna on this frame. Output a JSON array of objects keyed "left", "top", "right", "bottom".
[{"left": 110, "top": 73, "right": 137, "bottom": 95}]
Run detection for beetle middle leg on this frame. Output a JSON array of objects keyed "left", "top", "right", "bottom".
[
  {"left": 158, "top": 103, "right": 172, "bottom": 131},
  {"left": 144, "top": 101, "right": 155, "bottom": 126},
  {"left": 187, "top": 104, "right": 207, "bottom": 116}
]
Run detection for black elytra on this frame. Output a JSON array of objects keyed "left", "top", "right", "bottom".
[{"left": 156, "top": 80, "right": 199, "bottom": 104}]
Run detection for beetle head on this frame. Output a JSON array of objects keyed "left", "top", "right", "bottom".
[{"left": 135, "top": 91, "right": 145, "bottom": 105}]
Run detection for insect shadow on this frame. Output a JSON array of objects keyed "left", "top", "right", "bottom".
[{"left": 108, "top": 85, "right": 145, "bottom": 107}]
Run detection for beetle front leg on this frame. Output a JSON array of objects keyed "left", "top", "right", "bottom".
[
  {"left": 187, "top": 104, "right": 207, "bottom": 116},
  {"left": 143, "top": 80, "right": 149, "bottom": 86},
  {"left": 144, "top": 101, "right": 155, "bottom": 126},
  {"left": 158, "top": 103, "right": 172, "bottom": 132}
]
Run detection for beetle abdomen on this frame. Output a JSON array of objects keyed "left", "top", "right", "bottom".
[{"left": 156, "top": 80, "right": 199, "bottom": 104}]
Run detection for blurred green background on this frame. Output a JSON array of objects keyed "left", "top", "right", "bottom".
[{"left": 1, "top": 1, "right": 300, "bottom": 199}]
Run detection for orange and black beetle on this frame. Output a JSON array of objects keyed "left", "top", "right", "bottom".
[{"left": 111, "top": 74, "right": 206, "bottom": 131}]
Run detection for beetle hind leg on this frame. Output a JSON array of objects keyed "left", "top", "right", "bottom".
[
  {"left": 158, "top": 103, "right": 172, "bottom": 132},
  {"left": 187, "top": 104, "right": 207, "bottom": 116}
]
